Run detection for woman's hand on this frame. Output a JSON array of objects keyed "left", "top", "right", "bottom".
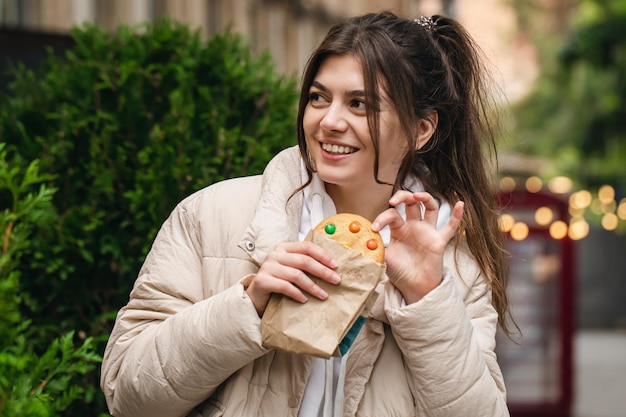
[
  {"left": 245, "top": 241, "right": 340, "bottom": 316},
  {"left": 372, "top": 191, "right": 464, "bottom": 304}
]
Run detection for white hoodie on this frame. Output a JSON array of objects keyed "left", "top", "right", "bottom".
[{"left": 297, "top": 162, "right": 451, "bottom": 417}]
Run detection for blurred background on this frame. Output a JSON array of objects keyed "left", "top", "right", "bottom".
[{"left": 1, "top": 0, "right": 624, "bottom": 416}]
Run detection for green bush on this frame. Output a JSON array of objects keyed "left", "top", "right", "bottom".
[
  {"left": 0, "top": 19, "right": 298, "bottom": 415},
  {"left": 0, "top": 144, "right": 102, "bottom": 416}
]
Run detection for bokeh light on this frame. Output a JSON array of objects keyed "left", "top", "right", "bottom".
[
  {"left": 535, "top": 207, "right": 554, "bottom": 226},
  {"left": 525, "top": 176, "right": 543, "bottom": 193},
  {"left": 549, "top": 221, "right": 568, "bottom": 240},
  {"left": 569, "top": 190, "right": 592, "bottom": 209},
  {"left": 601, "top": 213, "right": 619, "bottom": 231},
  {"left": 569, "top": 218, "right": 589, "bottom": 240},
  {"left": 598, "top": 185, "right": 615, "bottom": 204},
  {"left": 569, "top": 206, "right": 585, "bottom": 217},
  {"left": 500, "top": 177, "right": 516, "bottom": 192},
  {"left": 548, "top": 176, "right": 573, "bottom": 194},
  {"left": 510, "top": 222, "right": 529, "bottom": 240},
  {"left": 499, "top": 213, "right": 515, "bottom": 232}
]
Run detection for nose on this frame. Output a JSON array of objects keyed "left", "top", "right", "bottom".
[{"left": 319, "top": 103, "right": 348, "bottom": 133}]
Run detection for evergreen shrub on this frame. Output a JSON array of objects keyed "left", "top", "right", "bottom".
[
  {"left": 0, "top": 18, "right": 298, "bottom": 415},
  {"left": 0, "top": 144, "right": 102, "bottom": 416}
]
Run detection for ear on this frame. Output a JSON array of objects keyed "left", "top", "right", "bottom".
[{"left": 415, "top": 111, "right": 438, "bottom": 151}]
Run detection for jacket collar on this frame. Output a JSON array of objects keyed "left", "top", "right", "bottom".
[{"left": 238, "top": 146, "right": 304, "bottom": 265}]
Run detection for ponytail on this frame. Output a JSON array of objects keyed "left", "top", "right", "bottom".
[{"left": 428, "top": 15, "right": 515, "bottom": 335}]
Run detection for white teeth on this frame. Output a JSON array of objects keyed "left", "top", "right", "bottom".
[{"left": 321, "top": 143, "right": 356, "bottom": 154}]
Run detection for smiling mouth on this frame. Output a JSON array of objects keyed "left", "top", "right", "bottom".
[{"left": 321, "top": 142, "right": 358, "bottom": 155}]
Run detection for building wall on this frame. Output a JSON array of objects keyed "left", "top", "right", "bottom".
[{"left": 0, "top": 0, "right": 539, "bottom": 101}]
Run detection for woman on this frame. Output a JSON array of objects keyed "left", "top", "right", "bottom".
[{"left": 101, "top": 11, "right": 512, "bottom": 417}]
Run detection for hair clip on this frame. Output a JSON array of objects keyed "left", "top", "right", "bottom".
[{"left": 415, "top": 16, "right": 436, "bottom": 33}]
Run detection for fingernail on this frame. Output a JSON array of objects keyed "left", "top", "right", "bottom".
[
  {"left": 372, "top": 221, "right": 380, "bottom": 231},
  {"left": 329, "top": 259, "right": 338, "bottom": 268},
  {"left": 319, "top": 289, "right": 328, "bottom": 299},
  {"left": 331, "top": 273, "right": 341, "bottom": 284}
]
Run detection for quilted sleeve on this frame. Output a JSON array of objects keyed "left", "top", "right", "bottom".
[
  {"left": 100, "top": 190, "right": 267, "bottom": 417},
  {"left": 384, "top": 243, "right": 509, "bottom": 417}
]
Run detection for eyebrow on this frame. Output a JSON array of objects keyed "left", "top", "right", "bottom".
[{"left": 311, "top": 81, "right": 365, "bottom": 98}]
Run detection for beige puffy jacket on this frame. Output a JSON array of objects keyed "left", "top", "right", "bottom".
[{"left": 101, "top": 146, "right": 509, "bottom": 417}]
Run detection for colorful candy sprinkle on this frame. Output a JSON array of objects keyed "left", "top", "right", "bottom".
[
  {"left": 349, "top": 221, "right": 361, "bottom": 233},
  {"left": 324, "top": 223, "right": 336, "bottom": 234},
  {"left": 366, "top": 239, "right": 378, "bottom": 250}
]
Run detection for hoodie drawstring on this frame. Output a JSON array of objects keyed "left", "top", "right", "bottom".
[{"left": 311, "top": 191, "right": 347, "bottom": 417}]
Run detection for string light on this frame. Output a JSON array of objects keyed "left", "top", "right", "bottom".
[
  {"left": 510, "top": 222, "right": 529, "bottom": 241},
  {"left": 499, "top": 213, "right": 515, "bottom": 232},
  {"left": 525, "top": 176, "right": 543, "bottom": 193},
  {"left": 568, "top": 218, "right": 589, "bottom": 240},
  {"left": 548, "top": 176, "right": 573, "bottom": 194},
  {"left": 498, "top": 176, "right": 623, "bottom": 241},
  {"left": 535, "top": 207, "right": 554, "bottom": 226},
  {"left": 569, "top": 190, "right": 592, "bottom": 209},
  {"left": 602, "top": 213, "right": 619, "bottom": 231},
  {"left": 549, "top": 221, "right": 568, "bottom": 240},
  {"left": 598, "top": 185, "right": 615, "bottom": 204},
  {"left": 499, "top": 176, "right": 516, "bottom": 192}
]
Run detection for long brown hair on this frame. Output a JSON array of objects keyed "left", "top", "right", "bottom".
[{"left": 296, "top": 11, "right": 514, "bottom": 335}]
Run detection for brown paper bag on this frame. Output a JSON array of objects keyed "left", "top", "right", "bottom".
[{"left": 261, "top": 229, "right": 386, "bottom": 358}]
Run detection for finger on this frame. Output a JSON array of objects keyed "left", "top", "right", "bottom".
[
  {"left": 381, "top": 190, "right": 421, "bottom": 227},
  {"left": 264, "top": 243, "right": 341, "bottom": 295},
  {"left": 270, "top": 272, "right": 312, "bottom": 303},
  {"left": 412, "top": 192, "right": 440, "bottom": 224},
  {"left": 273, "top": 267, "right": 329, "bottom": 301},
  {"left": 280, "top": 252, "right": 341, "bottom": 286},
  {"left": 256, "top": 260, "right": 329, "bottom": 303},
  {"left": 246, "top": 267, "right": 309, "bottom": 316},
  {"left": 439, "top": 201, "right": 464, "bottom": 243},
  {"left": 261, "top": 253, "right": 341, "bottom": 290},
  {"left": 282, "top": 241, "right": 338, "bottom": 270},
  {"left": 276, "top": 243, "right": 341, "bottom": 285},
  {"left": 388, "top": 190, "right": 415, "bottom": 207},
  {"left": 372, "top": 206, "right": 404, "bottom": 232},
  {"left": 403, "top": 194, "right": 423, "bottom": 222}
]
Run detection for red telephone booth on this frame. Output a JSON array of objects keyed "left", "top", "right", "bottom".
[{"left": 496, "top": 189, "right": 575, "bottom": 417}]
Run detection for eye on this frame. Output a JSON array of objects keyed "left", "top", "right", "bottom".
[
  {"left": 350, "top": 99, "right": 366, "bottom": 112},
  {"left": 308, "top": 91, "right": 328, "bottom": 106}
]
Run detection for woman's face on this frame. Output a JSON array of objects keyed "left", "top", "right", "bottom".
[{"left": 303, "top": 54, "right": 408, "bottom": 193}]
